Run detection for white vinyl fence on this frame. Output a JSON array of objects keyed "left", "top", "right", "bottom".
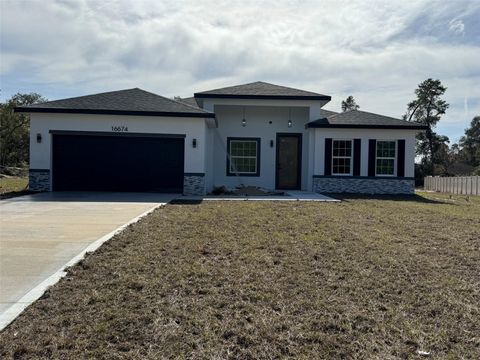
[{"left": 424, "top": 176, "right": 479, "bottom": 196}]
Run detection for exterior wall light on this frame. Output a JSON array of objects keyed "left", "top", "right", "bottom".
[
  {"left": 36, "top": 133, "right": 42, "bottom": 143},
  {"left": 288, "top": 120, "right": 292, "bottom": 128},
  {"left": 192, "top": 138, "right": 197, "bottom": 148},
  {"left": 242, "top": 106, "right": 246, "bottom": 127},
  {"left": 288, "top": 107, "right": 292, "bottom": 128},
  {"left": 270, "top": 140, "right": 274, "bottom": 148}
]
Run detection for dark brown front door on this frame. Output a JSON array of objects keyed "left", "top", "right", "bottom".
[{"left": 276, "top": 133, "right": 302, "bottom": 190}]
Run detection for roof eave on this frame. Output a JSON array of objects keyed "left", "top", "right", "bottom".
[
  {"left": 193, "top": 93, "right": 331, "bottom": 101},
  {"left": 14, "top": 107, "right": 215, "bottom": 118}
]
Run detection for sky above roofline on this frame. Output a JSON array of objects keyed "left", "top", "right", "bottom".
[{"left": 1, "top": 0, "right": 479, "bottom": 142}]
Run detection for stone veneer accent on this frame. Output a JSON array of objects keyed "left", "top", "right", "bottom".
[
  {"left": 29, "top": 169, "right": 51, "bottom": 191},
  {"left": 313, "top": 176, "right": 414, "bottom": 195},
  {"left": 183, "top": 173, "right": 206, "bottom": 196}
]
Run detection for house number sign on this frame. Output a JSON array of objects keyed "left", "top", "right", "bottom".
[{"left": 111, "top": 126, "right": 129, "bottom": 132}]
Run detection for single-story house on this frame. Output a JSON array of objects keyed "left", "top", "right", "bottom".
[{"left": 16, "top": 81, "right": 426, "bottom": 195}]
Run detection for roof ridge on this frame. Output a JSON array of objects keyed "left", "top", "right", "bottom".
[
  {"left": 16, "top": 88, "right": 215, "bottom": 117},
  {"left": 31, "top": 88, "right": 211, "bottom": 114},
  {"left": 132, "top": 88, "right": 211, "bottom": 113},
  {"left": 255, "top": 81, "right": 323, "bottom": 95},
  {"left": 170, "top": 97, "right": 208, "bottom": 112},
  {"left": 175, "top": 97, "right": 203, "bottom": 110},
  {"left": 196, "top": 80, "right": 325, "bottom": 96},
  {"left": 79, "top": 88, "right": 210, "bottom": 114},
  {"left": 328, "top": 109, "right": 411, "bottom": 122},
  {"left": 352, "top": 109, "right": 409, "bottom": 122},
  {"left": 326, "top": 112, "right": 342, "bottom": 119},
  {"left": 320, "top": 108, "right": 338, "bottom": 116},
  {"left": 34, "top": 88, "right": 140, "bottom": 106},
  {"left": 194, "top": 81, "right": 259, "bottom": 93},
  {"left": 194, "top": 81, "right": 331, "bottom": 100}
]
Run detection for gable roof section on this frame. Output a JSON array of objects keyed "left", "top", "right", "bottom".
[
  {"left": 307, "top": 110, "right": 427, "bottom": 129},
  {"left": 176, "top": 97, "right": 202, "bottom": 109},
  {"left": 194, "top": 81, "right": 331, "bottom": 101},
  {"left": 15, "top": 88, "right": 215, "bottom": 118}
]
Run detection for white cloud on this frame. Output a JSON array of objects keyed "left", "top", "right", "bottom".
[
  {"left": 449, "top": 18, "right": 465, "bottom": 35},
  {"left": 1, "top": 0, "right": 479, "bottom": 140}
]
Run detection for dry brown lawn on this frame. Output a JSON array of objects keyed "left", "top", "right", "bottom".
[{"left": 0, "top": 192, "right": 479, "bottom": 359}]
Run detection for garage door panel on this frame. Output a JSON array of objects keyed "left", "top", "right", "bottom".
[{"left": 52, "top": 134, "right": 184, "bottom": 192}]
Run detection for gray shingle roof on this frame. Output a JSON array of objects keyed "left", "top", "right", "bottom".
[
  {"left": 319, "top": 109, "right": 338, "bottom": 118},
  {"left": 176, "top": 97, "right": 202, "bottom": 109},
  {"left": 15, "top": 88, "right": 214, "bottom": 118},
  {"left": 194, "top": 81, "right": 330, "bottom": 100},
  {"left": 307, "top": 110, "right": 427, "bottom": 129}
]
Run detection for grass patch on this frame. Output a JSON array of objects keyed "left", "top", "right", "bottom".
[
  {"left": 0, "top": 193, "right": 479, "bottom": 358},
  {"left": 0, "top": 177, "right": 29, "bottom": 199}
]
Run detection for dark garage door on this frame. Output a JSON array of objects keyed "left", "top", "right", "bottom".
[{"left": 52, "top": 133, "right": 185, "bottom": 192}]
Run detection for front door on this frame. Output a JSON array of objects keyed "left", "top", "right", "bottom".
[{"left": 276, "top": 133, "right": 302, "bottom": 190}]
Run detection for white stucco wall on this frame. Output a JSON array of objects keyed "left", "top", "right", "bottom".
[
  {"left": 313, "top": 128, "right": 419, "bottom": 178},
  {"left": 29, "top": 113, "right": 207, "bottom": 173},
  {"left": 28, "top": 110, "right": 419, "bottom": 194},
  {"left": 208, "top": 105, "right": 310, "bottom": 191}
]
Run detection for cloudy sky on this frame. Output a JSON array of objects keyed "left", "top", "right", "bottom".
[{"left": 1, "top": 0, "right": 479, "bottom": 142}]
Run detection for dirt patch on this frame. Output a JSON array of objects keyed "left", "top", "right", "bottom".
[
  {"left": 0, "top": 193, "right": 479, "bottom": 359},
  {"left": 232, "top": 185, "right": 285, "bottom": 196},
  {"left": 212, "top": 185, "right": 285, "bottom": 196}
]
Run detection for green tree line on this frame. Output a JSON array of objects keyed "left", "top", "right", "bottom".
[
  {"left": 0, "top": 93, "right": 46, "bottom": 168},
  {"left": 342, "top": 80, "right": 479, "bottom": 177}
]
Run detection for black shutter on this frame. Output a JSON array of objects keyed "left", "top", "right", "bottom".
[
  {"left": 353, "top": 139, "right": 361, "bottom": 176},
  {"left": 325, "top": 138, "right": 332, "bottom": 175},
  {"left": 397, "top": 140, "right": 405, "bottom": 177},
  {"left": 368, "top": 139, "right": 376, "bottom": 176}
]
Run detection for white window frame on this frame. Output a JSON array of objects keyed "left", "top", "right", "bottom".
[
  {"left": 332, "top": 139, "right": 353, "bottom": 176},
  {"left": 228, "top": 139, "right": 259, "bottom": 175},
  {"left": 375, "top": 140, "right": 397, "bottom": 176}
]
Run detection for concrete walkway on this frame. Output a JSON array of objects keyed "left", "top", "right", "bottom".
[{"left": 0, "top": 192, "right": 176, "bottom": 330}]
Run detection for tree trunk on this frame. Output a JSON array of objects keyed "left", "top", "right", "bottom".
[
  {"left": 407, "top": 103, "right": 421, "bottom": 121},
  {"left": 426, "top": 127, "right": 435, "bottom": 176}
]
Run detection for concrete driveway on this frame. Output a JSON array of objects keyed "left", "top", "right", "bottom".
[{"left": 0, "top": 192, "right": 176, "bottom": 329}]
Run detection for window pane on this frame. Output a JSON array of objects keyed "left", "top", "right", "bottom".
[
  {"left": 230, "top": 140, "right": 257, "bottom": 156},
  {"left": 345, "top": 141, "right": 352, "bottom": 157},
  {"left": 231, "top": 157, "right": 256, "bottom": 173},
  {"left": 376, "top": 158, "right": 394, "bottom": 175},
  {"left": 229, "top": 140, "right": 258, "bottom": 174},
  {"left": 333, "top": 158, "right": 351, "bottom": 174},
  {"left": 231, "top": 141, "right": 257, "bottom": 157},
  {"left": 246, "top": 142, "right": 256, "bottom": 156},
  {"left": 377, "top": 141, "right": 395, "bottom": 158},
  {"left": 333, "top": 140, "right": 352, "bottom": 157},
  {"left": 332, "top": 140, "right": 352, "bottom": 174},
  {"left": 230, "top": 142, "right": 242, "bottom": 156}
]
